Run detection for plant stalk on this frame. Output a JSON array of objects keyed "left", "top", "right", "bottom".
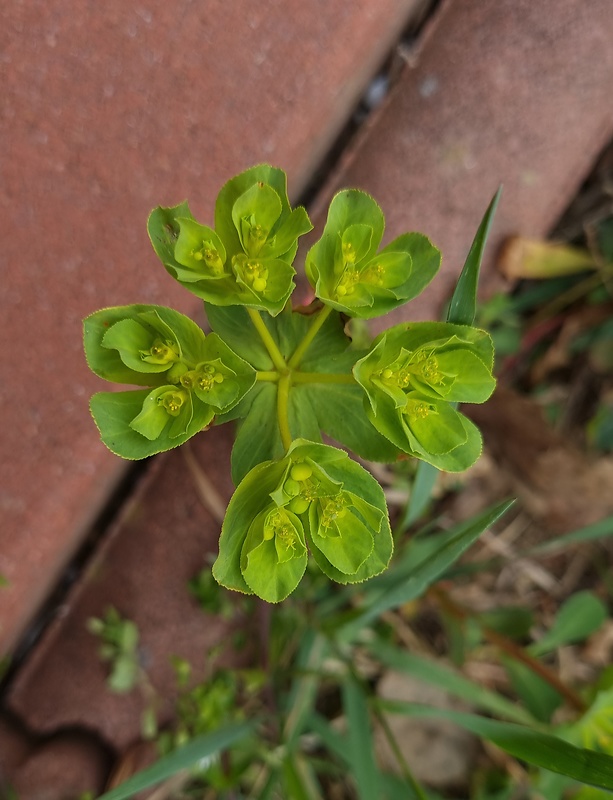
[
  {"left": 287, "top": 304, "right": 333, "bottom": 369},
  {"left": 247, "top": 308, "right": 287, "bottom": 372},
  {"left": 277, "top": 373, "right": 293, "bottom": 451}
]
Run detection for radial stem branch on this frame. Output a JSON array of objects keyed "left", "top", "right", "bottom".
[
  {"left": 247, "top": 308, "right": 287, "bottom": 372},
  {"left": 287, "top": 304, "right": 333, "bottom": 369},
  {"left": 277, "top": 373, "right": 293, "bottom": 451}
]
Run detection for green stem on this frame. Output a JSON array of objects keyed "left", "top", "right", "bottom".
[
  {"left": 256, "top": 371, "right": 280, "bottom": 382},
  {"left": 287, "top": 304, "right": 333, "bottom": 369},
  {"left": 247, "top": 308, "right": 287, "bottom": 372},
  {"left": 292, "top": 372, "right": 356, "bottom": 385},
  {"left": 373, "top": 705, "right": 428, "bottom": 800},
  {"left": 277, "top": 373, "right": 293, "bottom": 451}
]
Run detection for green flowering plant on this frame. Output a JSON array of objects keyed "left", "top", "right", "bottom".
[{"left": 84, "top": 164, "right": 498, "bottom": 602}]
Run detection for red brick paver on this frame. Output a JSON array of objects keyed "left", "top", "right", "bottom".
[
  {"left": 8, "top": 425, "right": 244, "bottom": 749},
  {"left": 316, "top": 0, "right": 613, "bottom": 331},
  {"left": 0, "top": 0, "right": 420, "bottom": 654}
]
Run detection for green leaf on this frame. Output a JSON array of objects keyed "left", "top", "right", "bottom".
[
  {"left": 262, "top": 207, "right": 313, "bottom": 259},
  {"left": 529, "top": 591, "right": 608, "bottom": 657},
  {"left": 301, "top": 380, "right": 401, "bottom": 463},
  {"left": 528, "top": 515, "right": 613, "bottom": 557},
  {"left": 343, "top": 676, "right": 381, "bottom": 800},
  {"left": 342, "top": 499, "right": 513, "bottom": 636},
  {"left": 174, "top": 218, "right": 227, "bottom": 281},
  {"left": 231, "top": 383, "right": 282, "bottom": 485},
  {"left": 205, "top": 302, "right": 273, "bottom": 370},
  {"left": 240, "top": 507, "right": 308, "bottom": 602},
  {"left": 477, "top": 607, "right": 534, "bottom": 640},
  {"left": 108, "top": 653, "right": 139, "bottom": 694},
  {"left": 398, "top": 461, "right": 439, "bottom": 531},
  {"left": 84, "top": 305, "right": 201, "bottom": 387},
  {"left": 95, "top": 722, "right": 254, "bottom": 800},
  {"left": 502, "top": 657, "right": 562, "bottom": 723},
  {"left": 290, "top": 442, "right": 393, "bottom": 586},
  {"left": 308, "top": 494, "right": 376, "bottom": 575},
  {"left": 283, "top": 632, "right": 328, "bottom": 744},
  {"left": 380, "top": 704, "right": 613, "bottom": 793},
  {"left": 231, "top": 182, "right": 283, "bottom": 256},
  {"left": 364, "top": 392, "right": 482, "bottom": 472},
  {"left": 90, "top": 390, "right": 214, "bottom": 459},
  {"left": 213, "top": 457, "right": 288, "bottom": 595},
  {"left": 147, "top": 200, "right": 194, "bottom": 272},
  {"left": 411, "top": 414, "right": 483, "bottom": 472},
  {"left": 383, "top": 232, "right": 441, "bottom": 305},
  {"left": 447, "top": 187, "right": 502, "bottom": 326},
  {"left": 282, "top": 752, "right": 325, "bottom": 800}
]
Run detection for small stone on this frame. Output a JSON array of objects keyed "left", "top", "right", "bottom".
[
  {"left": 11, "top": 733, "right": 110, "bottom": 800},
  {"left": 375, "top": 671, "right": 479, "bottom": 790}
]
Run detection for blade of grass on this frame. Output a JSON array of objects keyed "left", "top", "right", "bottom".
[
  {"left": 283, "top": 752, "right": 325, "bottom": 800},
  {"left": 283, "top": 631, "right": 327, "bottom": 746},
  {"left": 343, "top": 676, "right": 381, "bottom": 800},
  {"left": 447, "top": 187, "right": 502, "bottom": 326},
  {"left": 371, "top": 639, "right": 537, "bottom": 726},
  {"left": 528, "top": 591, "right": 607, "bottom": 657},
  {"left": 97, "top": 722, "right": 254, "bottom": 800},
  {"left": 398, "top": 461, "right": 439, "bottom": 532},
  {"left": 307, "top": 712, "right": 350, "bottom": 764},
  {"left": 527, "top": 514, "right": 613, "bottom": 556},
  {"left": 377, "top": 703, "right": 613, "bottom": 792}
]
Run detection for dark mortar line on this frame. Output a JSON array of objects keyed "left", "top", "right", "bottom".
[
  {"left": 0, "top": 458, "right": 151, "bottom": 699},
  {"left": 298, "top": 0, "right": 444, "bottom": 209}
]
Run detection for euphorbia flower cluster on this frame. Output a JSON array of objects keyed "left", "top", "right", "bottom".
[{"left": 84, "top": 165, "right": 496, "bottom": 601}]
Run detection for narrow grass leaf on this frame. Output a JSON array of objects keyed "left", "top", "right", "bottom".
[
  {"left": 342, "top": 499, "right": 514, "bottom": 636},
  {"left": 447, "top": 188, "right": 502, "bottom": 326},
  {"left": 96, "top": 722, "right": 254, "bottom": 800},
  {"left": 379, "top": 703, "right": 613, "bottom": 792},
  {"left": 283, "top": 752, "right": 325, "bottom": 800},
  {"left": 399, "top": 461, "right": 439, "bottom": 531},
  {"left": 343, "top": 676, "right": 381, "bottom": 800},
  {"left": 307, "top": 712, "right": 350, "bottom": 764},
  {"left": 371, "top": 640, "right": 536, "bottom": 726},
  {"left": 528, "top": 515, "right": 613, "bottom": 556},
  {"left": 528, "top": 591, "right": 607, "bottom": 657},
  {"left": 502, "top": 657, "right": 562, "bottom": 723},
  {"left": 283, "top": 631, "right": 327, "bottom": 746}
]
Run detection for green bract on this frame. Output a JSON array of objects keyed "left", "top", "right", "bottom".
[
  {"left": 84, "top": 165, "right": 500, "bottom": 601},
  {"left": 305, "top": 189, "right": 441, "bottom": 319},
  {"left": 353, "top": 322, "right": 496, "bottom": 471},
  {"left": 212, "top": 440, "right": 393, "bottom": 602},
  {"left": 84, "top": 305, "right": 256, "bottom": 459},
  {"left": 148, "top": 165, "right": 313, "bottom": 316}
]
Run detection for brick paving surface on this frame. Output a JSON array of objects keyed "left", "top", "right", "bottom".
[
  {"left": 0, "top": 0, "right": 418, "bottom": 655},
  {"left": 4, "top": 0, "right": 613, "bottom": 793},
  {"left": 315, "top": 0, "right": 613, "bottom": 332},
  {"left": 9, "top": 425, "right": 247, "bottom": 750}
]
